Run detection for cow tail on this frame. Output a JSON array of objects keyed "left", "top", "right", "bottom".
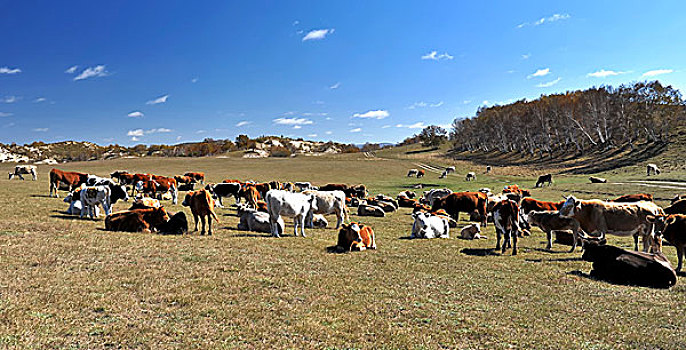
[{"left": 210, "top": 209, "right": 219, "bottom": 223}]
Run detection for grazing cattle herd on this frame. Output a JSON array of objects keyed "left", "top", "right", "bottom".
[{"left": 12, "top": 162, "right": 686, "bottom": 288}]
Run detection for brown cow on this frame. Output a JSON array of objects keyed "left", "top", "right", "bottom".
[
  {"left": 136, "top": 178, "right": 178, "bottom": 204},
  {"left": 611, "top": 193, "right": 654, "bottom": 203},
  {"left": 174, "top": 175, "right": 195, "bottom": 184},
  {"left": 49, "top": 168, "right": 88, "bottom": 197},
  {"left": 417, "top": 169, "right": 425, "bottom": 178},
  {"left": 336, "top": 222, "right": 376, "bottom": 252},
  {"left": 648, "top": 214, "right": 686, "bottom": 271},
  {"left": 520, "top": 198, "right": 564, "bottom": 215},
  {"left": 105, "top": 207, "right": 170, "bottom": 233},
  {"left": 256, "top": 200, "right": 269, "bottom": 213},
  {"left": 239, "top": 185, "right": 260, "bottom": 208},
  {"left": 431, "top": 192, "right": 487, "bottom": 226},
  {"left": 320, "top": 183, "right": 348, "bottom": 193},
  {"left": 182, "top": 189, "right": 219, "bottom": 235},
  {"left": 492, "top": 199, "right": 521, "bottom": 255},
  {"left": 664, "top": 199, "right": 686, "bottom": 215},
  {"left": 398, "top": 196, "right": 419, "bottom": 208},
  {"left": 527, "top": 210, "right": 581, "bottom": 250},
  {"left": 223, "top": 179, "right": 241, "bottom": 184},
  {"left": 184, "top": 172, "right": 205, "bottom": 184}
]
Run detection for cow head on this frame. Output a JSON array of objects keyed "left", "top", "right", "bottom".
[
  {"left": 110, "top": 184, "right": 129, "bottom": 203},
  {"left": 647, "top": 214, "right": 674, "bottom": 253},
  {"left": 559, "top": 195, "right": 580, "bottom": 218},
  {"left": 182, "top": 193, "right": 193, "bottom": 207},
  {"left": 151, "top": 207, "right": 171, "bottom": 228},
  {"left": 338, "top": 223, "right": 363, "bottom": 251}
]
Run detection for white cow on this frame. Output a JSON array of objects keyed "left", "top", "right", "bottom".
[
  {"left": 9, "top": 165, "right": 37, "bottom": 181},
  {"left": 647, "top": 163, "right": 661, "bottom": 176},
  {"left": 63, "top": 184, "right": 100, "bottom": 216},
  {"left": 465, "top": 172, "right": 477, "bottom": 181},
  {"left": 303, "top": 190, "right": 348, "bottom": 229},
  {"left": 79, "top": 186, "right": 112, "bottom": 219},
  {"left": 294, "top": 182, "right": 314, "bottom": 192},
  {"left": 265, "top": 190, "right": 318, "bottom": 238},
  {"left": 445, "top": 166, "right": 456, "bottom": 174},
  {"left": 411, "top": 212, "right": 449, "bottom": 239},
  {"left": 407, "top": 169, "right": 419, "bottom": 177},
  {"left": 422, "top": 188, "right": 453, "bottom": 206},
  {"left": 237, "top": 205, "right": 284, "bottom": 234}
]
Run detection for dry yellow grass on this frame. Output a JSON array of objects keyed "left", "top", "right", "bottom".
[{"left": 1, "top": 153, "right": 686, "bottom": 349}]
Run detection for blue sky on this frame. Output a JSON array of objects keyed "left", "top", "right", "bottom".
[{"left": 2, "top": 1, "right": 686, "bottom": 146}]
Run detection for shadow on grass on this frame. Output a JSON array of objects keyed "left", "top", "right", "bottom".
[
  {"left": 228, "top": 232, "right": 271, "bottom": 238},
  {"left": 326, "top": 245, "right": 348, "bottom": 254},
  {"left": 460, "top": 248, "right": 499, "bottom": 256},
  {"left": 31, "top": 194, "right": 53, "bottom": 198},
  {"left": 526, "top": 257, "right": 583, "bottom": 263},
  {"left": 403, "top": 183, "right": 441, "bottom": 189},
  {"left": 530, "top": 247, "right": 571, "bottom": 254},
  {"left": 50, "top": 214, "right": 85, "bottom": 220},
  {"left": 405, "top": 147, "right": 439, "bottom": 155}
]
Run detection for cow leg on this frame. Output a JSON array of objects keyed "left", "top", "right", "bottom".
[
  {"left": 305, "top": 211, "right": 313, "bottom": 229},
  {"left": 676, "top": 245, "right": 684, "bottom": 272},
  {"left": 633, "top": 234, "right": 640, "bottom": 251},
  {"left": 569, "top": 227, "right": 579, "bottom": 252},
  {"left": 512, "top": 229, "right": 518, "bottom": 255},
  {"left": 216, "top": 196, "right": 224, "bottom": 208},
  {"left": 18, "top": 174, "right": 24, "bottom": 180},
  {"left": 193, "top": 214, "right": 199, "bottom": 232},
  {"left": 32, "top": 171, "right": 37, "bottom": 181},
  {"left": 501, "top": 230, "right": 509, "bottom": 254},
  {"left": 207, "top": 215, "right": 212, "bottom": 235},
  {"left": 336, "top": 210, "right": 343, "bottom": 229},
  {"left": 300, "top": 215, "right": 307, "bottom": 237},
  {"left": 200, "top": 215, "right": 206, "bottom": 235},
  {"left": 495, "top": 229, "right": 502, "bottom": 251},
  {"left": 545, "top": 230, "right": 553, "bottom": 250}
]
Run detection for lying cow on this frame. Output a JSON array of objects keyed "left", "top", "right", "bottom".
[
  {"left": 589, "top": 176, "right": 607, "bottom": 184},
  {"left": 182, "top": 189, "right": 219, "bottom": 235},
  {"left": 611, "top": 193, "right": 653, "bottom": 203},
  {"left": 527, "top": 210, "right": 581, "bottom": 250},
  {"left": 365, "top": 198, "right": 396, "bottom": 213},
  {"left": 648, "top": 214, "right": 686, "bottom": 272},
  {"left": 9, "top": 165, "right": 37, "bottom": 181},
  {"left": 398, "top": 190, "right": 416, "bottom": 199},
  {"left": 129, "top": 197, "right": 161, "bottom": 210},
  {"left": 411, "top": 212, "right": 449, "bottom": 239},
  {"left": 105, "top": 207, "right": 170, "bottom": 233},
  {"left": 294, "top": 182, "right": 313, "bottom": 191},
  {"left": 237, "top": 205, "right": 284, "bottom": 235},
  {"left": 535, "top": 174, "right": 552, "bottom": 188},
  {"left": 398, "top": 196, "right": 418, "bottom": 208},
  {"left": 336, "top": 222, "right": 376, "bottom": 252},
  {"left": 460, "top": 223, "right": 486, "bottom": 240},
  {"left": 582, "top": 240, "right": 677, "bottom": 289},
  {"left": 265, "top": 190, "right": 318, "bottom": 238},
  {"left": 303, "top": 190, "right": 347, "bottom": 229},
  {"left": 357, "top": 204, "right": 385, "bottom": 217},
  {"left": 559, "top": 195, "right": 664, "bottom": 253},
  {"left": 184, "top": 172, "right": 205, "bottom": 184},
  {"left": 157, "top": 212, "right": 189, "bottom": 235},
  {"left": 646, "top": 164, "right": 661, "bottom": 176}
]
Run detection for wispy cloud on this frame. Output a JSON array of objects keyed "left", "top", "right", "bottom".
[
  {"left": 191, "top": 77, "right": 199, "bottom": 83},
  {"left": 482, "top": 100, "right": 490, "bottom": 105},
  {"left": 527, "top": 68, "right": 550, "bottom": 79},
  {"left": 407, "top": 101, "right": 443, "bottom": 109},
  {"left": 236, "top": 121, "right": 251, "bottom": 127},
  {"left": 381, "top": 125, "right": 391, "bottom": 129},
  {"left": 325, "top": 131, "right": 332, "bottom": 135},
  {"left": 396, "top": 122, "right": 426, "bottom": 129},
  {"left": 274, "top": 117, "right": 314, "bottom": 125},
  {"left": 587, "top": 69, "right": 630, "bottom": 78},
  {"left": 350, "top": 128, "right": 362, "bottom": 133},
  {"left": 33, "top": 128, "right": 49, "bottom": 132},
  {"left": 146, "top": 94, "right": 169, "bottom": 105},
  {"left": 65, "top": 65, "right": 78, "bottom": 74},
  {"left": 421, "top": 51, "right": 454, "bottom": 61},
  {"left": 127, "top": 129, "right": 144, "bottom": 137},
  {"left": 521, "top": 53, "right": 531, "bottom": 60},
  {"left": 293, "top": 20, "right": 300, "bottom": 26},
  {"left": 329, "top": 82, "right": 341, "bottom": 89},
  {"left": 34, "top": 97, "right": 47, "bottom": 103},
  {"left": 146, "top": 128, "right": 172, "bottom": 134},
  {"left": 308, "top": 133, "right": 317, "bottom": 137},
  {"left": 2, "top": 96, "right": 18, "bottom": 103},
  {"left": 73, "top": 65, "right": 109, "bottom": 81},
  {"left": 536, "top": 77, "right": 561, "bottom": 88},
  {"left": 293, "top": 125, "right": 302, "bottom": 129},
  {"left": 0, "top": 112, "right": 12, "bottom": 117},
  {"left": 517, "top": 13, "right": 570, "bottom": 28},
  {"left": 352, "top": 109, "right": 389, "bottom": 119},
  {"left": 302, "top": 28, "right": 335, "bottom": 41},
  {"left": 127, "top": 111, "right": 144, "bottom": 118},
  {"left": 0, "top": 67, "right": 21, "bottom": 74},
  {"left": 642, "top": 69, "right": 673, "bottom": 77},
  {"left": 463, "top": 100, "right": 472, "bottom": 104}
]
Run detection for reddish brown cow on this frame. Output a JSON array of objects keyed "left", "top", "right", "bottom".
[
  {"left": 49, "top": 168, "right": 88, "bottom": 197},
  {"left": 398, "top": 196, "right": 419, "bottom": 208},
  {"left": 417, "top": 169, "right": 425, "bottom": 178},
  {"left": 320, "top": 183, "right": 349, "bottom": 192},
  {"left": 239, "top": 185, "right": 260, "bottom": 208},
  {"left": 431, "top": 192, "right": 487, "bottom": 226},
  {"left": 612, "top": 193, "right": 654, "bottom": 203},
  {"left": 182, "top": 189, "right": 219, "bottom": 235},
  {"left": 256, "top": 200, "right": 269, "bottom": 213},
  {"left": 664, "top": 199, "right": 686, "bottom": 215},
  {"left": 223, "top": 179, "right": 241, "bottom": 184},
  {"left": 184, "top": 172, "right": 205, "bottom": 184},
  {"left": 174, "top": 175, "right": 195, "bottom": 184},
  {"left": 648, "top": 214, "right": 686, "bottom": 271},
  {"left": 105, "top": 207, "right": 170, "bottom": 233},
  {"left": 136, "top": 178, "right": 179, "bottom": 204},
  {"left": 493, "top": 199, "right": 521, "bottom": 255},
  {"left": 519, "top": 198, "right": 564, "bottom": 215}
]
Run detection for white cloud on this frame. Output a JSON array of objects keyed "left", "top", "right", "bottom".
[
  {"left": 4, "top": 122, "right": 15, "bottom": 127},
  {"left": 587, "top": 69, "right": 629, "bottom": 78},
  {"left": 352, "top": 109, "right": 389, "bottom": 119},
  {"left": 521, "top": 53, "right": 531, "bottom": 60},
  {"left": 308, "top": 133, "right": 317, "bottom": 137},
  {"left": 236, "top": 121, "right": 251, "bottom": 127},
  {"left": 146, "top": 94, "right": 169, "bottom": 105},
  {"left": 396, "top": 122, "right": 426, "bottom": 129},
  {"left": 146, "top": 128, "right": 172, "bottom": 134},
  {"left": 407, "top": 101, "right": 444, "bottom": 109},
  {"left": 536, "top": 77, "right": 561, "bottom": 88},
  {"left": 463, "top": 100, "right": 472, "bottom": 104},
  {"left": 195, "top": 130, "right": 206, "bottom": 134},
  {"left": 65, "top": 66, "right": 78, "bottom": 74},
  {"left": 2, "top": 96, "right": 18, "bottom": 103},
  {"left": 517, "top": 13, "right": 570, "bottom": 28},
  {"left": 313, "top": 100, "right": 325, "bottom": 105},
  {"left": 482, "top": 100, "right": 490, "bottom": 105},
  {"left": 325, "top": 117, "right": 332, "bottom": 120},
  {"left": 127, "top": 111, "right": 144, "bottom": 118},
  {"left": 381, "top": 125, "right": 391, "bottom": 129},
  {"left": 131, "top": 136, "right": 139, "bottom": 142},
  {"left": 642, "top": 69, "right": 673, "bottom": 77},
  {"left": 0, "top": 112, "right": 12, "bottom": 117},
  {"left": 0, "top": 67, "right": 21, "bottom": 74},
  {"left": 273, "top": 117, "right": 314, "bottom": 125},
  {"left": 191, "top": 77, "right": 199, "bottom": 83},
  {"left": 34, "top": 97, "right": 47, "bottom": 103},
  {"left": 176, "top": 136, "right": 182, "bottom": 141},
  {"left": 329, "top": 82, "right": 341, "bottom": 89},
  {"left": 293, "top": 125, "right": 302, "bottom": 129},
  {"left": 350, "top": 128, "right": 362, "bottom": 133},
  {"left": 421, "top": 51, "right": 454, "bottom": 61},
  {"left": 127, "top": 129, "right": 144, "bottom": 137},
  {"left": 527, "top": 68, "right": 550, "bottom": 79},
  {"left": 302, "top": 112, "right": 328, "bottom": 116},
  {"left": 73, "top": 65, "right": 109, "bottom": 81},
  {"left": 325, "top": 131, "right": 332, "bottom": 135},
  {"left": 33, "top": 128, "right": 49, "bottom": 132},
  {"left": 302, "top": 28, "right": 335, "bottom": 41}
]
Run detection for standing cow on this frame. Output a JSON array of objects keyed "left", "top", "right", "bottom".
[
  {"left": 493, "top": 199, "right": 521, "bottom": 255},
  {"left": 265, "top": 190, "right": 318, "bottom": 238},
  {"left": 9, "top": 165, "right": 37, "bottom": 181},
  {"left": 431, "top": 192, "right": 487, "bottom": 227},
  {"left": 535, "top": 174, "right": 553, "bottom": 188},
  {"left": 647, "top": 164, "right": 661, "bottom": 176},
  {"left": 182, "top": 189, "right": 219, "bottom": 235},
  {"left": 303, "top": 190, "right": 348, "bottom": 229}
]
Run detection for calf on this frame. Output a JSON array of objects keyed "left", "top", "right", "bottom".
[
  {"left": 411, "top": 212, "right": 449, "bottom": 239},
  {"left": 311, "top": 214, "right": 328, "bottom": 228},
  {"left": 206, "top": 182, "right": 241, "bottom": 207},
  {"left": 611, "top": 193, "right": 653, "bottom": 203},
  {"left": 9, "top": 165, "right": 37, "bottom": 181},
  {"left": 493, "top": 199, "right": 520, "bottom": 255},
  {"left": 535, "top": 174, "right": 553, "bottom": 188},
  {"left": 581, "top": 240, "right": 676, "bottom": 288},
  {"left": 336, "top": 222, "right": 376, "bottom": 252},
  {"left": 265, "top": 190, "right": 318, "bottom": 237},
  {"left": 648, "top": 214, "right": 686, "bottom": 271},
  {"left": 357, "top": 204, "right": 385, "bottom": 217},
  {"left": 105, "top": 207, "right": 170, "bottom": 233},
  {"left": 460, "top": 223, "right": 486, "bottom": 240},
  {"left": 465, "top": 172, "right": 476, "bottom": 181},
  {"left": 646, "top": 164, "right": 661, "bottom": 176},
  {"left": 182, "top": 190, "right": 219, "bottom": 235},
  {"left": 527, "top": 210, "right": 581, "bottom": 250},
  {"left": 184, "top": 172, "right": 205, "bottom": 184}
]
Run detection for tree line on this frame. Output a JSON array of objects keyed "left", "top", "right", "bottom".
[{"left": 450, "top": 81, "right": 686, "bottom": 156}]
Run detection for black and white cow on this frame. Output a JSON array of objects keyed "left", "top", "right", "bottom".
[
  {"left": 80, "top": 186, "right": 112, "bottom": 219},
  {"left": 9, "top": 165, "right": 37, "bottom": 181},
  {"left": 205, "top": 183, "right": 242, "bottom": 207}
]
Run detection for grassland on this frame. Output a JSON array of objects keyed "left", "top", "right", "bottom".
[{"left": 1, "top": 149, "right": 686, "bottom": 349}]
